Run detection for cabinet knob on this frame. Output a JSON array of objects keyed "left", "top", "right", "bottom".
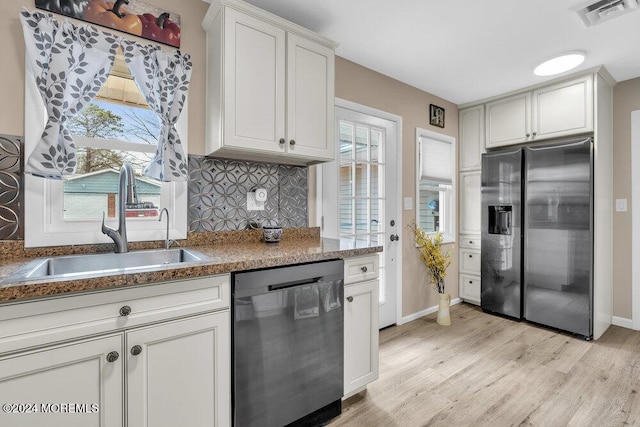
[
  {"left": 361, "top": 266, "right": 368, "bottom": 273},
  {"left": 469, "top": 241, "right": 473, "bottom": 244},
  {"left": 119, "top": 305, "right": 132, "bottom": 317},
  {"left": 279, "top": 138, "right": 285, "bottom": 145},
  {"left": 390, "top": 234, "right": 399, "bottom": 242},
  {"left": 469, "top": 281, "right": 473, "bottom": 284},
  {"left": 131, "top": 345, "right": 143, "bottom": 356},
  {"left": 469, "top": 254, "right": 473, "bottom": 258},
  {"left": 289, "top": 139, "right": 296, "bottom": 146},
  {"left": 532, "top": 132, "right": 537, "bottom": 137},
  {"left": 347, "top": 296, "right": 354, "bottom": 302},
  {"left": 106, "top": 351, "right": 119, "bottom": 363},
  {"left": 526, "top": 133, "right": 531, "bottom": 138}
]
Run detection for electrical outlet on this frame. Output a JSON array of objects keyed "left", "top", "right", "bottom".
[
  {"left": 404, "top": 197, "right": 413, "bottom": 211},
  {"left": 247, "top": 192, "right": 265, "bottom": 211}
]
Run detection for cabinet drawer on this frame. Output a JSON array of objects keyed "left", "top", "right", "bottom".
[
  {"left": 344, "top": 255, "right": 379, "bottom": 285},
  {"left": 0, "top": 275, "right": 230, "bottom": 355},
  {"left": 459, "top": 235, "right": 481, "bottom": 250},
  {"left": 460, "top": 249, "right": 481, "bottom": 274},
  {"left": 459, "top": 274, "right": 480, "bottom": 305}
]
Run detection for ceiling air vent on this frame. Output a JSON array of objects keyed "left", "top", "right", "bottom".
[{"left": 570, "top": 0, "right": 640, "bottom": 27}]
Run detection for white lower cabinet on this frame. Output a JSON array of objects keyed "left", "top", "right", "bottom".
[
  {"left": 459, "top": 236, "right": 481, "bottom": 305},
  {"left": 344, "top": 254, "right": 379, "bottom": 398},
  {"left": 0, "top": 335, "right": 123, "bottom": 427},
  {"left": 0, "top": 275, "right": 231, "bottom": 427},
  {"left": 127, "top": 312, "right": 230, "bottom": 427}
]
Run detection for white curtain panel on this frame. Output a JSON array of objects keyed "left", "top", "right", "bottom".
[
  {"left": 20, "top": 9, "right": 119, "bottom": 179},
  {"left": 121, "top": 40, "right": 192, "bottom": 182}
]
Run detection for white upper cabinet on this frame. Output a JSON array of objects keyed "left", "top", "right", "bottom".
[
  {"left": 203, "top": 0, "right": 337, "bottom": 165},
  {"left": 485, "top": 75, "right": 594, "bottom": 149},
  {"left": 222, "top": 8, "right": 286, "bottom": 153},
  {"left": 485, "top": 92, "right": 531, "bottom": 148},
  {"left": 532, "top": 75, "right": 593, "bottom": 140},
  {"left": 459, "top": 105, "right": 485, "bottom": 170}
]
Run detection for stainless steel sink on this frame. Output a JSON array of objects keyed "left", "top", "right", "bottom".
[{"left": 3, "top": 248, "right": 211, "bottom": 283}]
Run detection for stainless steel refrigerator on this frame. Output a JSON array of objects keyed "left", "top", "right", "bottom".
[{"left": 481, "top": 136, "right": 593, "bottom": 338}]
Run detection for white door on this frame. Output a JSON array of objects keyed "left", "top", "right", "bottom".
[
  {"left": 322, "top": 103, "right": 400, "bottom": 328},
  {"left": 126, "top": 312, "right": 230, "bottom": 427}
]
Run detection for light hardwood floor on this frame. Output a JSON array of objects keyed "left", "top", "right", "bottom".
[{"left": 331, "top": 303, "right": 640, "bottom": 426}]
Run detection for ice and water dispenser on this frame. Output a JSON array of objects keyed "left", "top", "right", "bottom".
[{"left": 488, "top": 205, "right": 512, "bottom": 235}]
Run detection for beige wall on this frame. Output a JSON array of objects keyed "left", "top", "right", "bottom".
[
  {"left": 0, "top": 0, "right": 209, "bottom": 154},
  {"left": 335, "top": 57, "right": 459, "bottom": 317},
  {"left": 612, "top": 77, "right": 640, "bottom": 319}
]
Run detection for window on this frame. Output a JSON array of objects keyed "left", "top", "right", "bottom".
[
  {"left": 24, "top": 53, "right": 188, "bottom": 248},
  {"left": 415, "top": 128, "right": 455, "bottom": 243}
]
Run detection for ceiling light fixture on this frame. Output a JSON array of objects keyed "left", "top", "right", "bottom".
[{"left": 534, "top": 51, "right": 586, "bottom": 76}]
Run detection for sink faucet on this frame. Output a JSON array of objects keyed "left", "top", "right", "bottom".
[
  {"left": 102, "top": 163, "right": 139, "bottom": 253},
  {"left": 158, "top": 208, "right": 174, "bottom": 249}
]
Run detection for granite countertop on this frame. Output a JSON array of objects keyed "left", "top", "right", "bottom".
[{"left": 0, "top": 228, "right": 382, "bottom": 304}]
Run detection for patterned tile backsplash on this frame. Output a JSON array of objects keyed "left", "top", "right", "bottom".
[
  {"left": 0, "top": 135, "right": 23, "bottom": 240},
  {"left": 188, "top": 156, "right": 308, "bottom": 231},
  {"left": 0, "top": 149, "right": 308, "bottom": 239}
]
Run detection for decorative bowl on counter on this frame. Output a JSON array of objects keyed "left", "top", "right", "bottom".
[{"left": 262, "top": 226, "right": 283, "bottom": 243}]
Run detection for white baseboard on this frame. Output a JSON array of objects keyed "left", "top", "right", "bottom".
[
  {"left": 400, "top": 297, "right": 462, "bottom": 325},
  {"left": 612, "top": 316, "right": 634, "bottom": 329}
]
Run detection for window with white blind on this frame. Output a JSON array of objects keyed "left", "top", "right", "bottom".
[{"left": 415, "top": 128, "right": 456, "bottom": 243}]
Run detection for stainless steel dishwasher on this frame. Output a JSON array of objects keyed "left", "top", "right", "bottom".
[{"left": 232, "top": 259, "right": 344, "bottom": 426}]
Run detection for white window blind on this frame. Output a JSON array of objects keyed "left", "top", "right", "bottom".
[{"left": 420, "top": 137, "right": 453, "bottom": 184}]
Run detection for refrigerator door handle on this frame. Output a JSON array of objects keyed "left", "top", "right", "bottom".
[{"left": 525, "top": 137, "right": 592, "bottom": 151}]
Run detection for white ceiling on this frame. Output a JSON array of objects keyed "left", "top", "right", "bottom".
[{"left": 241, "top": 0, "right": 640, "bottom": 105}]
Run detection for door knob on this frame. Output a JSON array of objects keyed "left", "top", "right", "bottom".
[
  {"left": 390, "top": 234, "right": 399, "bottom": 242},
  {"left": 106, "top": 351, "right": 119, "bottom": 363},
  {"left": 119, "top": 305, "right": 131, "bottom": 317},
  {"left": 131, "top": 345, "right": 143, "bottom": 356},
  {"left": 347, "top": 296, "right": 353, "bottom": 302}
]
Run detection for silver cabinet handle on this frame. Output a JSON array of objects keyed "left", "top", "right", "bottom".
[
  {"left": 361, "top": 266, "right": 368, "bottom": 273},
  {"left": 119, "top": 306, "right": 131, "bottom": 317},
  {"left": 131, "top": 345, "right": 142, "bottom": 356},
  {"left": 289, "top": 139, "right": 296, "bottom": 146},
  {"left": 347, "top": 296, "right": 354, "bottom": 302},
  {"left": 106, "top": 351, "right": 119, "bottom": 363}
]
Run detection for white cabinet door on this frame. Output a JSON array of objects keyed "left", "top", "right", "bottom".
[
  {"left": 344, "top": 279, "right": 379, "bottom": 397},
  {"left": 460, "top": 248, "right": 481, "bottom": 274},
  {"left": 459, "top": 274, "right": 481, "bottom": 305},
  {"left": 0, "top": 335, "right": 123, "bottom": 427},
  {"left": 286, "top": 33, "right": 335, "bottom": 161},
  {"left": 486, "top": 92, "right": 531, "bottom": 148},
  {"left": 532, "top": 75, "right": 593, "bottom": 140},
  {"left": 127, "top": 312, "right": 230, "bottom": 427},
  {"left": 223, "top": 8, "right": 286, "bottom": 153},
  {"left": 459, "top": 105, "right": 484, "bottom": 171},
  {"left": 459, "top": 170, "right": 482, "bottom": 235}
]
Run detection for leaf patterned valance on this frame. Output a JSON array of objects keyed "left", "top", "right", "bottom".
[{"left": 20, "top": 8, "right": 192, "bottom": 182}]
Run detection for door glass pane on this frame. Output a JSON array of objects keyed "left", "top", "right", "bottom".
[
  {"left": 355, "top": 163, "right": 368, "bottom": 197},
  {"left": 340, "top": 164, "right": 353, "bottom": 198},
  {"left": 371, "top": 199, "right": 381, "bottom": 232},
  {"left": 371, "top": 129, "right": 381, "bottom": 162},
  {"left": 355, "top": 199, "right": 369, "bottom": 233},
  {"left": 355, "top": 126, "right": 369, "bottom": 162},
  {"left": 340, "top": 198, "right": 353, "bottom": 235},
  {"left": 339, "top": 122, "right": 354, "bottom": 160},
  {"left": 371, "top": 164, "right": 380, "bottom": 199}
]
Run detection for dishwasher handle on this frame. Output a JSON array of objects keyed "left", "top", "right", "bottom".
[{"left": 268, "top": 277, "right": 322, "bottom": 292}]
